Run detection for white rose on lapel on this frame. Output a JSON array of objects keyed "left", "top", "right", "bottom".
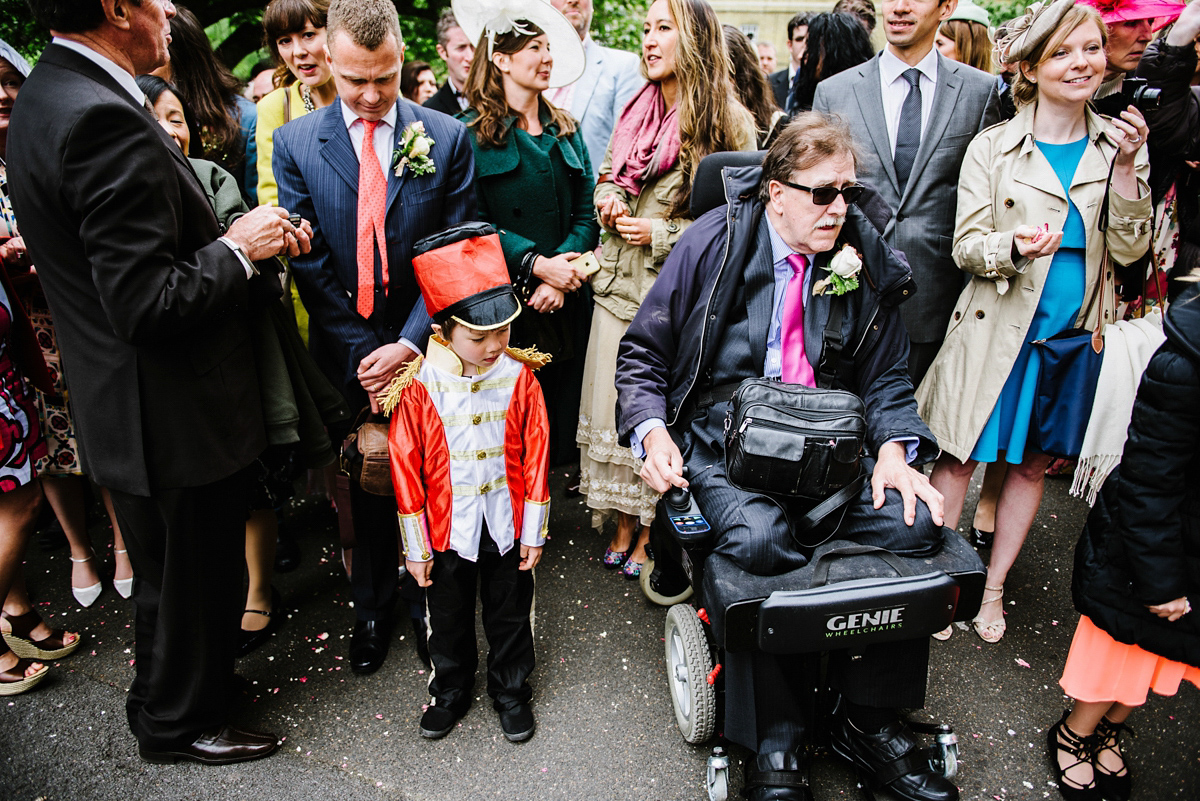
[
  {"left": 392, "top": 121, "right": 436, "bottom": 177},
  {"left": 813, "top": 244, "right": 863, "bottom": 297}
]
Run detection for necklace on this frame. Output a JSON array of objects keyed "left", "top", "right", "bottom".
[{"left": 301, "top": 84, "right": 315, "bottom": 113}]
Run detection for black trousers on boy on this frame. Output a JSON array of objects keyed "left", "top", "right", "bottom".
[{"left": 425, "top": 532, "right": 535, "bottom": 715}]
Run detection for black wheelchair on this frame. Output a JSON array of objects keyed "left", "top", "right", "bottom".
[
  {"left": 641, "top": 480, "right": 986, "bottom": 801},
  {"left": 629, "top": 149, "right": 987, "bottom": 800}
]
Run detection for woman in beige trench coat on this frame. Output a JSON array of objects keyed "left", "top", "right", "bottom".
[{"left": 915, "top": 0, "right": 1151, "bottom": 643}]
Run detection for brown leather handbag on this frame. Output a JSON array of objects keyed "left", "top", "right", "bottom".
[{"left": 341, "top": 408, "right": 393, "bottom": 496}]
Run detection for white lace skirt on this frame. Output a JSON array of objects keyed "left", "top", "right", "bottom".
[{"left": 576, "top": 305, "right": 660, "bottom": 529}]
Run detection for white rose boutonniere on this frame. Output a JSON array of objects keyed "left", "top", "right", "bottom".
[
  {"left": 392, "top": 121, "right": 436, "bottom": 178},
  {"left": 813, "top": 244, "right": 863, "bottom": 297}
]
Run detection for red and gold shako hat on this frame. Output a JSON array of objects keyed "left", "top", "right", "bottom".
[{"left": 412, "top": 222, "right": 521, "bottom": 331}]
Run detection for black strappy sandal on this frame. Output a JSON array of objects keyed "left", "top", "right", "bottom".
[
  {"left": 1094, "top": 717, "right": 1133, "bottom": 801},
  {"left": 1047, "top": 711, "right": 1101, "bottom": 800}
]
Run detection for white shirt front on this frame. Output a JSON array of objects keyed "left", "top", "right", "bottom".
[
  {"left": 340, "top": 100, "right": 398, "bottom": 175},
  {"left": 878, "top": 47, "right": 939, "bottom": 158}
]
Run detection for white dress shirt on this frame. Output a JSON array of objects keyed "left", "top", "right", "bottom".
[{"left": 878, "top": 47, "right": 939, "bottom": 158}]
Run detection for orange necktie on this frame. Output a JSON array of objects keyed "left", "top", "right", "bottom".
[{"left": 356, "top": 119, "right": 390, "bottom": 318}]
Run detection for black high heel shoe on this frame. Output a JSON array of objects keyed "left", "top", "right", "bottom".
[
  {"left": 1093, "top": 717, "right": 1132, "bottom": 801},
  {"left": 1047, "top": 711, "right": 1101, "bottom": 800}
]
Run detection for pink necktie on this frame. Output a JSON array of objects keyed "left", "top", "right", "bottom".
[
  {"left": 780, "top": 253, "right": 816, "bottom": 387},
  {"left": 356, "top": 119, "right": 390, "bottom": 318}
]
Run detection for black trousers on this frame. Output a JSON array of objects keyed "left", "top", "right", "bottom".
[
  {"left": 108, "top": 468, "right": 251, "bottom": 749},
  {"left": 330, "top": 419, "right": 399, "bottom": 622},
  {"left": 347, "top": 478, "right": 399, "bottom": 621},
  {"left": 425, "top": 537, "right": 535, "bottom": 714},
  {"left": 726, "top": 639, "right": 931, "bottom": 753}
]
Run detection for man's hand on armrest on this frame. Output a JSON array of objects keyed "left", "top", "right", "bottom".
[
  {"left": 640, "top": 427, "right": 688, "bottom": 494},
  {"left": 871, "top": 441, "right": 944, "bottom": 527}
]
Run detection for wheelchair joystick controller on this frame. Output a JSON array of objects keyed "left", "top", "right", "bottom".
[{"left": 663, "top": 468, "right": 712, "bottom": 544}]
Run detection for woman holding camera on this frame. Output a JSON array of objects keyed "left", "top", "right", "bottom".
[
  {"left": 580, "top": 0, "right": 755, "bottom": 578},
  {"left": 917, "top": 0, "right": 1152, "bottom": 643},
  {"left": 457, "top": 0, "right": 599, "bottom": 468}
]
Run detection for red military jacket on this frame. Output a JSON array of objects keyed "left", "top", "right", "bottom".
[{"left": 383, "top": 337, "right": 550, "bottom": 562}]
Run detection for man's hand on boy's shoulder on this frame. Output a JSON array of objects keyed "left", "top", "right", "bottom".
[
  {"left": 406, "top": 558, "right": 433, "bottom": 587},
  {"left": 519, "top": 545, "right": 542, "bottom": 571}
]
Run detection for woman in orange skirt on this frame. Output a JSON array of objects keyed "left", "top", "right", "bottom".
[{"left": 1054, "top": 271, "right": 1200, "bottom": 801}]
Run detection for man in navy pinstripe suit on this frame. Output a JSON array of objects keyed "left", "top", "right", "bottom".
[{"left": 274, "top": 0, "right": 476, "bottom": 675}]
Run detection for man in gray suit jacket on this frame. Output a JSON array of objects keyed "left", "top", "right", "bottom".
[
  {"left": 814, "top": 0, "right": 999, "bottom": 383},
  {"left": 548, "top": 0, "right": 642, "bottom": 180}
]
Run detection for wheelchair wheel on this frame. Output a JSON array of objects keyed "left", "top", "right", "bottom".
[
  {"left": 664, "top": 603, "right": 716, "bottom": 744},
  {"left": 641, "top": 557, "right": 695, "bottom": 606}
]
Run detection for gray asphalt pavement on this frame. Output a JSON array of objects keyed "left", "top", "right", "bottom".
[{"left": 1, "top": 469, "right": 1197, "bottom": 801}]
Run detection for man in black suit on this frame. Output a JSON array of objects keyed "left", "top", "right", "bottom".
[
  {"left": 769, "top": 13, "right": 812, "bottom": 110},
  {"left": 9, "top": 0, "right": 311, "bottom": 766},
  {"left": 423, "top": 7, "right": 475, "bottom": 116}
]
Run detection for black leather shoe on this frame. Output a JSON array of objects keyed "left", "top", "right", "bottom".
[
  {"left": 411, "top": 617, "right": 431, "bottom": 669},
  {"left": 139, "top": 725, "right": 279, "bottom": 765},
  {"left": 830, "top": 707, "right": 959, "bottom": 801},
  {"left": 350, "top": 618, "right": 392, "bottom": 674},
  {"left": 498, "top": 702, "right": 536, "bottom": 742},
  {"left": 419, "top": 704, "right": 462, "bottom": 739},
  {"left": 745, "top": 751, "right": 813, "bottom": 801}
]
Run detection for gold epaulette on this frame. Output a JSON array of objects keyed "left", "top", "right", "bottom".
[
  {"left": 379, "top": 356, "right": 424, "bottom": 415},
  {"left": 505, "top": 345, "right": 552, "bottom": 371}
]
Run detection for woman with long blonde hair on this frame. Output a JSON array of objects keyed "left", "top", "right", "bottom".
[{"left": 580, "top": 0, "right": 756, "bottom": 579}]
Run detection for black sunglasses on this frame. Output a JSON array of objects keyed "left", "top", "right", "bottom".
[{"left": 777, "top": 179, "right": 865, "bottom": 206}]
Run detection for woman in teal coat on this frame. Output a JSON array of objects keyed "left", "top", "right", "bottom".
[{"left": 459, "top": 14, "right": 599, "bottom": 466}]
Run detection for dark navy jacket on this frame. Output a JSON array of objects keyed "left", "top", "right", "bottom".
[{"left": 614, "top": 165, "right": 937, "bottom": 460}]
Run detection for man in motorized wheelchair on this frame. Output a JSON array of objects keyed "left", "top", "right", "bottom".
[{"left": 614, "top": 113, "right": 958, "bottom": 801}]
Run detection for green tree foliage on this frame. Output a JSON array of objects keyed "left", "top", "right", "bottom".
[
  {"left": 0, "top": 0, "right": 646, "bottom": 76},
  {"left": 975, "top": 0, "right": 1037, "bottom": 29}
]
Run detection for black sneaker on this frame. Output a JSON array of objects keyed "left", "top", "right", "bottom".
[
  {"left": 419, "top": 705, "right": 461, "bottom": 739},
  {"left": 498, "top": 703, "right": 535, "bottom": 742}
]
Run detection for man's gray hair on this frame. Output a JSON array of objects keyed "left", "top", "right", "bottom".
[
  {"left": 759, "top": 112, "right": 860, "bottom": 205},
  {"left": 327, "top": 0, "right": 403, "bottom": 54}
]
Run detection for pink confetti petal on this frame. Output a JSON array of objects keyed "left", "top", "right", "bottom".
[{"left": 1015, "top": 658, "right": 1031, "bottom": 668}]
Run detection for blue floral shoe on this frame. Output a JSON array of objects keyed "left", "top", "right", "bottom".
[
  {"left": 602, "top": 547, "right": 630, "bottom": 570},
  {"left": 621, "top": 557, "right": 645, "bottom": 580}
]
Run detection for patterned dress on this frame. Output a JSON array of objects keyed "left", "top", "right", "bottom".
[
  {"left": 1, "top": 169, "right": 79, "bottom": 475},
  {"left": 0, "top": 278, "right": 47, "bottom": 491}
]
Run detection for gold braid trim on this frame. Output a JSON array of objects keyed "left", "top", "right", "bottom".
[
  {"left": 379, "top": 356, "right": 424, "bottom": 415},
  {"left": 505, "top": 345, "right": 552, "bottom": 371}
]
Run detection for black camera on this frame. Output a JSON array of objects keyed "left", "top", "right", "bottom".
[{"left": 1119, "top": 77, "right": 1162, "bottom": 111}]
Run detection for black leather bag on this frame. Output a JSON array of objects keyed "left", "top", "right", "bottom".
[{"left": 724, "top": 377, "right": 865, "bottom": 500}]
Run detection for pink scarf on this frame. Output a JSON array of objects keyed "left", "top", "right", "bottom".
[{"left": 609, "top": 82, "right": 681, "bottom": 196}]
